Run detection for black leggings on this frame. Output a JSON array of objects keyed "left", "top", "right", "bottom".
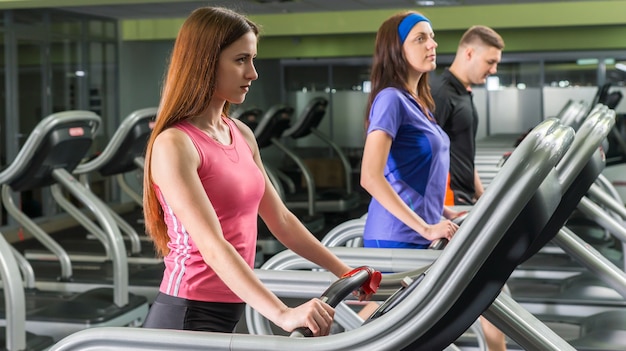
[{"left": 142, "top": 292, "right": 245, "bottom": 333}]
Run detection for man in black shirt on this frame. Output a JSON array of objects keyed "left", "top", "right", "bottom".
[
  {"left": 431, "top": 25, "right": 504, "bottom": 205},
  {"left": 431, "top": 25, "right": 507, "bottom": 351}
]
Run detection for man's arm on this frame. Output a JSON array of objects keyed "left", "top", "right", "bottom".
[{"left": 473, "top": 168, "right": 484, "bottom": 201}]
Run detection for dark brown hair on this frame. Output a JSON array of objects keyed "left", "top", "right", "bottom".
[{"left": 365, "top": 11, "right": 435, "bottom": 128}]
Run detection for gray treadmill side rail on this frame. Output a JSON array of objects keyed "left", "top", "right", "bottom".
[
  {"left": 0, "top": 230, "right": 28, "bottom": 350},
  {"left": 0, "top": 231, "right": 55, "bottom": 351}
]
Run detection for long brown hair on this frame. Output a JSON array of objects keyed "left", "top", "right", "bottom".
[
  {"left": 143, "top": 7, "right": 259, "bottom": 257},
  {"left": 365, "top": 11, "right": 435, "bottom": 128}
]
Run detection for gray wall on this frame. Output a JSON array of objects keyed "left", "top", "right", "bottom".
[
  {"left": 119, "top": 40, "right": 283, "bottom": 119},
  {"left": 119, "top": 41, "right": 170, "bottom": 118}
]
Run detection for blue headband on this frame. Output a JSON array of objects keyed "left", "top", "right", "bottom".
[{"left": 398, "top": 13, "right": 430, "bottom": 43}]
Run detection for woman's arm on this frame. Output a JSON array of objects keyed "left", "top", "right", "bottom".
[
  {"left": 234, "top": 120, "right": 352, "bottom": 278},
  {"left": 360, "top": 130, "right": 456, "bottom": 241},
  {"left": 151, "top": 127, "right": 334, "bottom": 335}
]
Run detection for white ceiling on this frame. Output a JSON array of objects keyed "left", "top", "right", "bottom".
[{"left": 60, "top": 0, "right": 590, "bottom": 19}]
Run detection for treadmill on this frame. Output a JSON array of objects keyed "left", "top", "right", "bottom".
[
  {"left": 281, "top": 97, "right": 360, "bottom": 213},
  {"left": 254, "top": 104, "right": 325, "bottom": 234},
  {"left": 231, "top": 106, "right": 263, "bottom": 131},
  {"left": 0, "top": 110, "right": 149, "bottom": 340},
  {"left": 480, "top": 104, "right": 620, "bottom": 271},
  {"left": 21, "top": 107, "right": 160, "bottom": 264},
  {"left": 475, "top": 99, "right": 589, "bottom": 188},
  {"left": 47, "top": 117, "right": 578, "bottom": 351},
  {"left": 231, "top": 107, "right": 273, "bottom": 188},
  {"left": 253, "top": 109, "right": 626, "bottom": 350},
  {"left": 231, "top": 107, "right": 290, "bottom": 261}
]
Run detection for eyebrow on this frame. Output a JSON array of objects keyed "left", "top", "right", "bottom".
[
  {"left": 235, "top": 53, "right": 255, "bottom": 58},
  {"left": 413, "top": 31, "right": 434, "bottom": 37}
]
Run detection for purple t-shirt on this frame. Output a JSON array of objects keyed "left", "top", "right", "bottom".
[{"left": 363, "top": 87, "right": 450, "bottom": 245}]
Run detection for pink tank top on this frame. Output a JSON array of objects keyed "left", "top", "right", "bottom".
[{"left": 155, "top": 117, "right": 265, "bottom": 302}]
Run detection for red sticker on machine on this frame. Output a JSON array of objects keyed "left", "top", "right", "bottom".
[{"left": 69, "top": 127, "right": 85, "bottom": 136}]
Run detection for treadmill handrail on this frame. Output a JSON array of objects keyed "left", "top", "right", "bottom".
[
  {"left": 261, "top": 245, "right": 439, "bottom": 273},
  {"left": 0, "top": 110, "right": 100, "bottom": 184},
  {"left": 555, "top": 106, "right": 613, "bottom": 190},
  {"left": 320, "top": 218, "right": 366, "bottom": 247},
  {"left": 74, "top": 107, "right": 157, "bottom": 174},
  {"left": 0, "top": 231, "right": 27, "bottom": 351},
  {"left": 254, "top": 104, "right": 293, "bottom": 147},
  {"left": 553, "top": 226, "right": 626, "bottom": 299},
  {"left": 484, "top": 293, "right": 576, "bottom": 351},
  {"left": 282, "top": 97, "right": 326, "bottom": 139}
]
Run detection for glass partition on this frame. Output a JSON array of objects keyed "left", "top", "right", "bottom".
[
  {"left": 1, "top": 8, "right": 119, "bottom": 224},
  {"left": 606, "top": 58, "right": 626, "bottom": 114},
  {"left": 284, "top": 60, "right": 370, "bottom": 150},
  {"left": 488, "top": 62, "right": 543, "bottom": 136}
]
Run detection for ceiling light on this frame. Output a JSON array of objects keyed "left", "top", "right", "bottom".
[
  {"left": 415, "top": 0, "right": 460, "bottom": 5},
  {"left": 576, "top": 58, "right": 598, "bottom": 65},
  {"left": 253, "top": 0, "right": 294, "bottom": 3}
]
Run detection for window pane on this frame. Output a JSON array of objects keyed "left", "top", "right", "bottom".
[
  {"left": 284, "top": 65, "right": 328, "bottom": 92},
  {"left": 544, "top": 60, "right": 597, "bottom": 87}
]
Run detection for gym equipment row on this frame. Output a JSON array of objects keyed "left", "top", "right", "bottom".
[{"left": 47, "top": 116, "right": 578, "bottom": 350}]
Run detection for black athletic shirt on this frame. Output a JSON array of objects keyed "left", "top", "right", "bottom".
[{"left": 430, "top": 69, "right": 479, "bottom": 204}]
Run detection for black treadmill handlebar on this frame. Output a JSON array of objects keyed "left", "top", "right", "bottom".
[
  {"left": 428, "top": 210, "right": 469, "bottom": 250},
  {"left": 290, "top": 266, "right": 381, "bottom": 338}
]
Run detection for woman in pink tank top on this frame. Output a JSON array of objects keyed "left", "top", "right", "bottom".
[{"left": 141, "top": 6, "right": 360, "bottom": 336}]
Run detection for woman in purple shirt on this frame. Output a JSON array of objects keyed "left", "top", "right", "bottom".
[{"left": 361, "top": 11, "right": 461, "bottom": 249}]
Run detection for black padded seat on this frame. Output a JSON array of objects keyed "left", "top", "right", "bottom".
[{"left": 0, "top": 110, "right": 148, "bottom": 341}]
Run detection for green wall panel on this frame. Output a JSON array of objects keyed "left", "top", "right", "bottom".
[{"left": 119, "top": 1, "right": 626, "bottom": 58}]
